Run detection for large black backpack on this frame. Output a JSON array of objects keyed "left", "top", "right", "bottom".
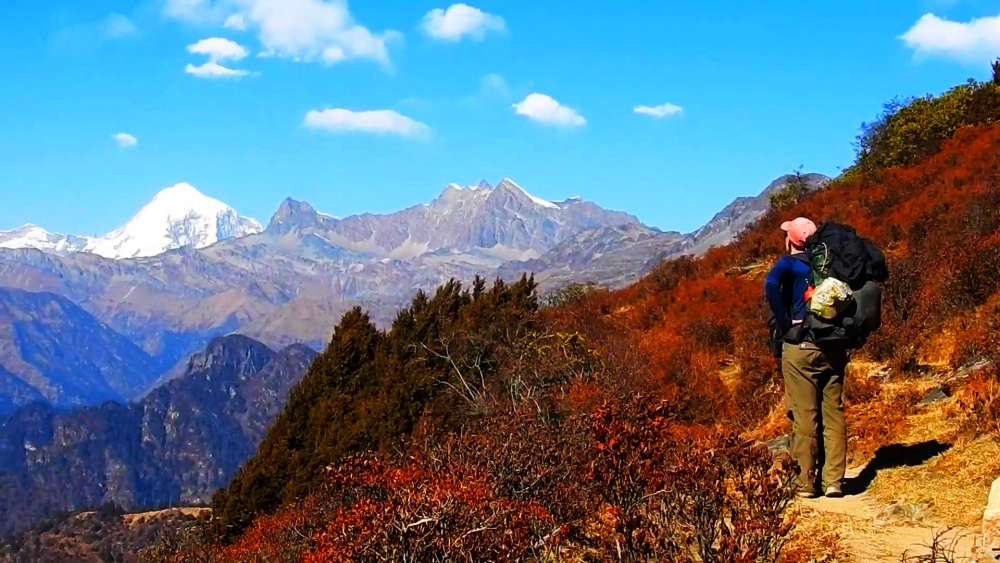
[
  {"left": 805, "top": 222, "right": 888, "bottom": 290},
  {"left": 798, "top": 223, "right": 889, "bottom": 349}
]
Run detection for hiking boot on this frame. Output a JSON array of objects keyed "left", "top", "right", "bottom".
[
  {"left": 825, "top": 484, "right": 844, "bottom": 498},
  {"left": 795, "top": 487, "right": 819, "bottom": 499}
]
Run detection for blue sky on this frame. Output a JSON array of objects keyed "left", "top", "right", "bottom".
[{"left": 1, "top": 0, "right": 999, "bottom": 236}]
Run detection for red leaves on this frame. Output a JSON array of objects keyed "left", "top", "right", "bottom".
[
  {"left": 227, "top": 452, "right": 557, "bottom": 562},
  {"left": 212, "top": 391, "right": 798, "bottom": 562}
]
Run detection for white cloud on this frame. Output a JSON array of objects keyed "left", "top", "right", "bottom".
[
  {"left": 634, "top": 103, "right": 684, "bottom": 119},
  {"left": 480, "top": 73, "right": 509, "bottom": 97},
  {"left": 321, "top": 46, "right": 347, "bottom": 64},
  {"left": 187, "top": 37, "right": 249, "bottom": 62},
  {"left": 163, "top": 0, "right": 401, "bottom": 67},
  {"left": 53, "top": 13, "right": 137, "bottom": 52},
  {"left": 901, "top": 12, "right": 1000, "bottom": 61},
  {"left": 224, "top": 14, "right": 247, "bottom": 30},
  {"left": 112, "top": 133, "right": 138, "bottom": 148},
  {"left": 163, "top": 0, "right": 225, "bottom": 23},
  {"left": 105, "top": 14, "right": 138, "bottom": 39},
  {"left": 304, "top": 108, "right": 431, "bottom": 137},
  {"left": 513, "top": 93, "right": 585, "bottom": 128},
  {"left": 421, "top": 4, "right": 506, "bottom": 42},
  {"left": 185, "top": 62, "right": 251, "bottom": 78}
]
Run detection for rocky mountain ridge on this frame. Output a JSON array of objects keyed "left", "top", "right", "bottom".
[
  {"left": 0, "top": 173, "right": 828, "bottom": 413},
  {"left": 516, "top": 172, "right": 829, "bottom": 288},
  {"left": 266, "top": 178, "right": 640, "bottom": 261},
  {"left": 0, "top": 335, "right": 315, "bottom": 535},
  {"left": 0, "top": 287, "right": 165, "bottom": 415},
  {"left": 0, "top": 183, "right": 262, "bottom": 260}
]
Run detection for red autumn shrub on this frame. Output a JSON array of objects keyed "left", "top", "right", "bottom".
[{"left": 215, "top": 392, "right": 796, "bottom": 563}]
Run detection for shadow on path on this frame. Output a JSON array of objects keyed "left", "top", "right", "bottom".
[{"left": 844, "top": 440, "right": 952, "bottom": 496}]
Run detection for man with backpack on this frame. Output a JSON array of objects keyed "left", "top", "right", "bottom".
[
  {"left": 765, "top": 217, "right": 846, "bottom": 498},
  {"left": 766, "top": 216, "right": 888, "bottom": 499}
]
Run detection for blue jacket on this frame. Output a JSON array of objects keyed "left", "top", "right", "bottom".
[{"left": 765, "top": 254, "right": 812, "bottom": 333}]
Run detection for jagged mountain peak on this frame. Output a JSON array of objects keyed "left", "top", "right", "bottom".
[
  {"left": 494, "top": 177, "right": 560, "bottom": 209},
  {"left": 0, "top": 184, "right": 263, "bottom": 259},
  {"left": 0, "top": 224, "right": 93, "bottom": 255},
  {"left": 3, "top": 223, "right": 39, "bottom": 232},
  {"left": 150, "top": 181, "right": 206, "bottom": 202},
  {"left": 85, "top": 182, "right": 263, "bottom": 259},
  {"left": 266, "top": 198, "right": 327, "bottom": 234},
  {"left": 186, "top": 334, "right": 275, "bottom": 375},
  {"left": 434, "top": 182, "right": 493, "bottom": 209},
  {"left": 436, "top": 177, "right": 561, "bottom": 210},
  {"left": 271, "top": 197, "right": 317, "bottom": 220}
]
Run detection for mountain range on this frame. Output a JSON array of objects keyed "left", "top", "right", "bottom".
[
  {"left": 0, "top": 173, "right": 827, "bottom": 415},
  {"left": 0, "top": 183, "right": 262, "bottom": 259},
  {"left": 0, "top": 171, "right": 829, "bottom": 534},
  {"left": 0, "top": 287, "right": 164, "bottom": 411},
  {"left": 0, "top": 335, "right": 314, "bottom": 535}
]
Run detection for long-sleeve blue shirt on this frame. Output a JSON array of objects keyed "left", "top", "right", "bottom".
[{"left": 765, "top": 254, "right": 812, "bottom": 333}]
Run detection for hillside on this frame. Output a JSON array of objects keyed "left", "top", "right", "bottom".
[
  {"left": 0, "top": 335, "right": 314, "bottom": 536},
  {"left": 0, "top": 288, "right": 164, "bottom": 414},
  {"left": 0, "top": 506, "right": 211, "bottom": 563},
  {"left": 503, "top": 172, "right": 830, "bottom": 290},
  {"left": 147, "top": 75, "right": 1000, "bottom": 561}
]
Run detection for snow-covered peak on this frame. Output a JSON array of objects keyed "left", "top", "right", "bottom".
[
  {"left": 496, "top": 178, "right": 561, "bottom": 209},
  {"left": 85, "top": 183, "right": 263, "bottom": 259},
  {"left": 445, "top": 180, "right": 491, "bottom": 192},
  {"left": 0, "top": 224, "right": 40, "bottom": 238},
  {"left": 438, "top": 178, "right": 560, "bottom": 209},
  {"left": 0, "top": 224, "right": 93, "bottom": 255},
  {"left": 149, "top": 182, "right": 206, "bottom": 205}
]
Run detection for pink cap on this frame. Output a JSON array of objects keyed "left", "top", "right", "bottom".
[{"left": 780, "top": 217, "right": 817, "bottom": 247}]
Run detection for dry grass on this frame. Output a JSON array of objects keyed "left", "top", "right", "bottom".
[
  {"left": 750, "top": 398, "right": 793, "bottom": 443},
  {"left": 845, "top": 379, "right": 932, "bottom": 465},
  {"left": 894, "top": 396, "right": 965, "bottom": 445},
  {"left": 719, "top": 363, "right": 743, "bottom": 391},
  {"left": 748, "top": 361, "right": 951, "bottom": 463},
  {"left": 756, "top": 354, "right": 998, "bottom": 562},
  {"left": 919, "top": 328, "right": 959, "bottom": 367},
  {"left": 867, "top": 436, "right": 1000, "bottom": 528},
  {"left": 860, "top": 370, "right": 999, "bottom": 529},
  {"left": 123, "top": 507, "right": 211, "bottom": 527},
  {"left": 780, "top": 506, "right": 854, "bottom": 562}
]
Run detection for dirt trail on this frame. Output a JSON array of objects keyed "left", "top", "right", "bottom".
[{"left": 797, "top": 466, "right": 989, "bottom": 562}]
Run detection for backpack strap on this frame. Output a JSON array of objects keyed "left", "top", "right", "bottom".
[{"left": 790, "top": 253, "right": 811, "bottom": 265}]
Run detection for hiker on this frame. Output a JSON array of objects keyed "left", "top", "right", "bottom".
[{"left": 765, "top": 217, "right": 848, "bottom": 499}]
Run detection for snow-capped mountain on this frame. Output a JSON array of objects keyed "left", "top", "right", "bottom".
[
  {"left": 0, "top": 183, "right": 262, "bottom": 260},
  {"left": 0, "top": 224, "right": 93, "bottom": 255},
  {"left": 267, "top": 178, "right": 641, "bottom": 261},
  {"left": 86, "top": 183, "right": 263, "bottom": 259}
]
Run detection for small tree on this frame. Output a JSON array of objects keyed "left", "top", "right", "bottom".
[
  {"left": 768, "top": 167, "right": 811, "bottom": 210},
  {"left": 544, "top": 281, "right": 598, "bottom": 308}
]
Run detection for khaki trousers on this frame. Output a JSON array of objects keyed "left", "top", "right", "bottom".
[{"left": 782, "top": 341, "right": 848, "bottom": 491}]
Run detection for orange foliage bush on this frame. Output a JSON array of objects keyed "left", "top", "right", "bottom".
[
  {"left": 220, "top": 392, "right": 796, "bottom": 562},
  {"left": 306, "top": 457, "right": 551, "bottom": 562},
  {"left": 957, "top": 364, "right": 1000, "bottom": 439}
]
